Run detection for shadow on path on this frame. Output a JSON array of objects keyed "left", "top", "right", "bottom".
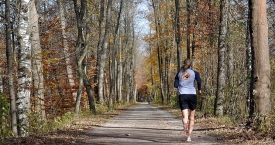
[{"left": 79, "top": 102, "right": 225, "bottom": 145}]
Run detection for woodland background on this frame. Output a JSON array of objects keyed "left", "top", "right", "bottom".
[{"left": 0, "top": 0, "right": 275, "bottom": 142}]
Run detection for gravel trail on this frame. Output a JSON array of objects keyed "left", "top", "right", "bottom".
[{"left": 79, "top": 102, "right": 224, "bottom": 145}]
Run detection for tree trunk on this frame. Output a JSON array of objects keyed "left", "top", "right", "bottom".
[
  {"left": 192, "top": 2, "right": 198, "bottom": 59},
  {"left": 73, "top": 0, "right": 87, "bottom": 115},
  {"left": 94, "top": 0, "right": 105, "bottom": 103},
  {"left": 5, "top": 0, "right": 17, "bottom": 136},
  {"left": 152, "top": 0, "right": 165, "bottom": 104},
  {"left": 133, "top": 84, "right": 137, "bottom": 103},
  {"left": 215, "top": 0, "right": 229, "bottom": 116},
  {"left": 17, "top": 0, "right": 32, "bottom": 137},
  {"left": 174, "top": 0, "right": 181, "bottom": 71},
  {"left": 74, "top": 39, "right": 95, "bottom": 114},
  {"left": 58, "top": 0, "right": 77, "bottom": 101},
  {"left": 186, "top": 0, "right": 191, "bottom": 59},
  {"left": 130, "top": 23, "right": 135, "bottom": 103},
  {"left": 117, "top": 32, "right": 123, "bottom": 104},
  {"left": 98, "top": 0, "right": 112, "bottom": 105},
  {"left": 250, "top": 0, "right": 271, "bottom": 120},
  {"left": 108, "top": 55, "right": 113, "bottom": 109},
  {"left": 226, "top": 11, "right": 235, "bottom": 115},
  {"left": 74, "top": 72, "right": 83, "bottom": 115},
  {"left": 83, "top": 73, "right": 96, "bottom": 113},
  {"left": 97, "top": 0, "right": 105, "bottom": 50},
  {"left": 109, "top": 0, "right": 123, "bottom": 109},
  {"left": 0, "top": 74, "right": 3, "bottom": 93},
  {"left": 164, "top": 22, "right": 170, "bottom": 103},
  {"left": 246, "top": 0, "right": 252, "bottom": 114},
  {"left": 30, "top": 0, "right": 45, "bottom": 120}
]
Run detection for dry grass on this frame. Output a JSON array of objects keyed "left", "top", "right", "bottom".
[
  {"left": 3, "top": 103, "right": 136, "bottom": 145},
  {"left": 153, "top": 103, "right": 275, "bottom": 145}
]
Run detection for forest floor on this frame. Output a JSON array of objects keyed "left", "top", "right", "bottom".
[{"left": 2, "top": 102, "right": 274, "bottom": 145}]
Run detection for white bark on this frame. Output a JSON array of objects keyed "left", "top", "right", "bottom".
[
  {"left": 215, "top": 0, "right": 229, "bottom": 116},
  {"left": 17, "top": 0, "right": 32, "bottom": 137}
]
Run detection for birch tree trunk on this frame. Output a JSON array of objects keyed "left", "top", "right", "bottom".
[
  {"left": 215, "top": 0, "right": 229, "bottom": 116},
  {"left": 5, "top": 0, "right": 17, "bottom": 135},
  {"left": 250, "top": 0, "right": 271, "bottom": 121},
  {"left": 17, "top": 0, "right": 32, "bottom": 137},
  {"left": 58, "top": 0, "right": 77, "bottom": 101},
  {"left": 30, "top": 0, "right": 45, "bottom": 120}
]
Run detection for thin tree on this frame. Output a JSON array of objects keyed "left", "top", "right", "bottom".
[
  {"left": 5, "top": 0, "right": 17, "bottom": 136},
  {"left": 186, "top": 0, "right": 191, "bottom": 59},
  {"left": 73, "top": 0, "right": 96, "bottom": 114},
  {"left": 152, "top": 0, "right": 165, "bottom": 104},
  {"left": 174, "top": 0, "right": 181, "bottom": 71},
  {"left": 58, "top": 0, "right": 77, "bottom": 101},
  {"left": 246, "top": 0, "right": 252, "bottom": 114},
  {"left": 109, "top": 0, "right": 123, "bottom": 109},
  {"left": 215, "top": 0, "right": 229, "bottom": 116},
  {"left": 73, "top": 0, "right": 86, "bottom": 115},
  {"left": 117, "top": 32, "right": 123, "bottom": 103},
  {"left": 130, "top": 25, "right": 136, "bottom": 103},
  {"left": 98, "top": 0, "right": 112, "bottom": 105}
]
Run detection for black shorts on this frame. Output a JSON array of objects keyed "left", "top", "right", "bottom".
[{"left": 178, "top": 94, "right": 197, "bottom": 110}]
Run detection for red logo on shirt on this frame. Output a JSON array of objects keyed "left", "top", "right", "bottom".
[{"left": 182, "top": 72, "right": 191, "bottom": 80}]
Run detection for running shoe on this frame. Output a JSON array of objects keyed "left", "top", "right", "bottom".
[{"left": 187, "top": 137, "right": 191, "bottom": 142}]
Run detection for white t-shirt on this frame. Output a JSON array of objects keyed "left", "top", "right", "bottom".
[{"left": 177, "top": 69, "right": 198, "bottom": 95}]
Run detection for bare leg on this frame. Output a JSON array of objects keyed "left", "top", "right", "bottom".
[
  {"left": 181, "top": 109, "right": 188, "bottom": 136},
  {"left": 188, "top": 109, "right": 196, "bottom": 138}
]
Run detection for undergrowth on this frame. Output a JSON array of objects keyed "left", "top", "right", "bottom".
[
  {"left": 0, "top": 93, "right": 10, "bottom": 142},
  {"left": 1, "top": 102, "right": 135, "bottom": 144}
]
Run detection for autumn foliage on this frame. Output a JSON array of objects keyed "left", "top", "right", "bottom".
[{"left": 0, "top": 0, "right": 275, "bottom": 142}]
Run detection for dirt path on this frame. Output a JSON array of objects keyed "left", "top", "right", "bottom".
[{"left": 77, "top": 102, "right": 224, "bottom": 145}]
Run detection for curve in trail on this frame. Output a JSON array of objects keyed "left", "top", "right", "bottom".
[{"left": 79, "top": 102, "right": 223, "bottom": 145}]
